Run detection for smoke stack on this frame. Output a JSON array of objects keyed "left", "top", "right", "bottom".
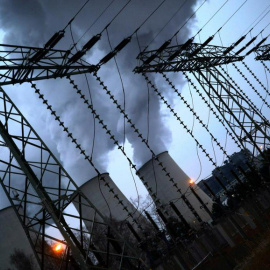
[
  {"left": 138, "top": 152, "right": 213, "bottom": 226},
  {"left": 0, "top": 206, "right": 37, "bottom": 269},
  {"left": 73, "top": 173, "right": 146, "bottom": 232}
]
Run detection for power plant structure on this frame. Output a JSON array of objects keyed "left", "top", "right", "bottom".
[
  {"left": 138, "top": 151, "right": 213, "bottom": 226},
  {"left": 73, "top": 173, "right": 147, "bottom": 232},
  {"left": 0, "top": 1, "right": 270, "bottom": 269},
  {"left": 0, "top": 206, "right": 37, "bottom": 269}
]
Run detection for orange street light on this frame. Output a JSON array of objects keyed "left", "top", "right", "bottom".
[
  {"left": 189, "top": 179, "right": 194, "bottom": 185},
  {"left": 54, "top": 243, "right": 63, "bottom": 253}
]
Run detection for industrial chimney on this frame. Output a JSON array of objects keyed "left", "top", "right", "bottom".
[
  {"left": 73, "top": 173, "right": 146, "bottom": 232},
  {"left": 138, "top": 151, "right": 213, "bottom": 226}
]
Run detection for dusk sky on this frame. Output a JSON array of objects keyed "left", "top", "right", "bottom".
[{"left": 0, "top": 0, "right": 269, "bottom": 210}]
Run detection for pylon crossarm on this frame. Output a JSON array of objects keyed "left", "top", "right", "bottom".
[
  {"left": 254, "top": 44, "right": 270, "bottom": 61},
  {"left": 0, "top": 87, "right": 143, "bottom": 269},
  {"left": 134, "top": 43, "right": 244, "bottom": 73},
  {"left": 0, "top": 44, "right": 97, "bottom": 85}
]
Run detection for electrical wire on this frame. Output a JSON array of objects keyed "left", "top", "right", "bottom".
[
  {"left": 145, "top": 0, "right": 189, "bottom": 50},
  {"left": 215, "top": 0, "right": 247, "bottom": 36},
  {"left": 85, "top": 74, "right": 96, "bottom": 160},
  {"left": 241, "top": 2, "right": 270, "bottom": 36},
  {"left": 187, "top": 81, "right": 202, "bottom": 183},
  {"left": 64, "top": 0, "right": 91, "bottom": 30},
  {"left": 146, "top": 83, "right": 150, "bottom": 143},
  {"left": 102, "top": 0, "right": 133, "bottom": 32},
  {"left": 69, "top": 21, "right": 113, "bottom": 221},
  {"left": 194, "top": 0, "right": 229, "bottom": 38},
  {"left": 133, "top": 0, "right": 167, "bottom": 35},
  {"left": 105, "top": 28, "right": 126, "bottom": 149},
  {"left": 76, "top": 0, "right": 117, "bottom": 45},
  {"left": 123, "top": 165, "right": 141, "bottom": 221},
  {"left": 172, "top": 0, "right": 207, "bottom": 39},
  {"left": 218, "top": 31, "right": 229, "bottom": 164}
]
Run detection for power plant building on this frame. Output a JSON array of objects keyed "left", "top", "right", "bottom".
[{"left": 138, "top": 151, "right": 213, "bottom": 226}]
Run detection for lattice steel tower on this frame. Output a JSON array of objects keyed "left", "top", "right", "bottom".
[
  {"left": 135, "top": 41, "right": 270, "bottom": 161},
  {"left": 0, "top": 39, "right": 144, "bottom": 269}
]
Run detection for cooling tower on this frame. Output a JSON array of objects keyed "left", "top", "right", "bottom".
[
  {"left": 74, "top": 173, "right": 145, "bottom": 232},
  {"left": 0, "top": 206, "right": 37, "bottom": 269},
  {"left": 138, "top": 151, "right": 213, "bottom": 225}
]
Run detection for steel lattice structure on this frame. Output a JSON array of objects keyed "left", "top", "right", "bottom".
[
  {"left": 0, "top": 46, "right": 143, "bottom": 269},
  {"left": 135, "top": 42, "right": 270, "bottom": 160},
  {"left": 0, "top": 44, "right": 97, "bottom": 85},
  {"left": 254, "top": 44, "right": 270, "bottom": 61},
  {"left": 134, "top": 43, "right": 243, "bottom": 73}
]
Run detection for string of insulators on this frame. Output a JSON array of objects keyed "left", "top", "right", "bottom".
[
  {"left": 184, "top": 70, "right": 261, "bottom": 188},
  {"left": 231, "top": 63, "right": 270, "bottom": 110},
  {"left": 67, "top": 34, "right": 101, "bottom": 64},
  {"left": 188, "top": 35, "right": 214, "bottom": 57},
  {"left": 143, "top": 73, "right": 232, "bottom": 189},
  {"left": 30, "top": 31, "right": 65, "bottom": 63},
  {"left": 246, "top": 37, "right": 268, "bottom": 55},
  {"left": 241, "top": 60, "right": 270, "bottom": 99},
  {"left": 236, "top": 36, "right": 257, "bottom": 55},
  {"left": 222, "top": 64, "right": 269, "bottom": 116},
  {"left": 223, "top": 35, "right": 246, "bottom": 55},
  {"left": 82, "top": 34, "right": 101, "bottom": 51},
  {"left": 185, "top": 70, "right": 265, "bottom": 189},
  {"left": 183, "top": 71, "right": 243, "bottom": 151},
  {"left": 143, "top": 40, "right": 172, "bottom": 65},
  {"left": 199, "top": 66, "right": 266, "bottom": 182},
  {"left": 200, "top": 67, "right": 267, "bottom": 161},
  {"left": 93, "top": 71, "right": 203, "bottom": 221},
  {"left": 68, "top": 76, "right": 173, "bottom": 221},
  {"left": 98, "top": 36, "right": 131, "bottom": 66},
  {"left": 162, "top": 73, "right": 247, "bottom": 184},
  {"left": 44, "top": 30, "right": 65, "bottom": 49},
  {"left": 30, "top": 82, "right": 147, "bottom": 234},
  {"left": 168, "top": 37, "right": 194, "bottom": 61}
]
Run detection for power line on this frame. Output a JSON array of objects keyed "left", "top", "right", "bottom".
[
  {"left": 194, "top": 0, "right": 229, "bottom": 38},
  {"left": 76, "top": 0, "right": 117, "bottom": 45},
  {"left": 64, "top": 0, "right": 91, "bottom": 30},
  {"left": 145, "top": 0, "right": 189, "bottom": 50}
]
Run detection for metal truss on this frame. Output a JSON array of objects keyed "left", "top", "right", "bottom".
[
  {"left": 134, "top": 43, "right": 243, "bottom": 73},
  {"left": 0, "top": 44, "right": 97, "bottom": 86},
  {"left": 254, "top": 44, "right": 270, "bottom": 61},
  {"left": 0, "top": 87, "right": 143, "bottom": 269},
  {"left": 135, "top": 42, "right": 270, "bottom": 160},
  {"left": 192, "top": 68, "right": 270, "bottom": 158}
]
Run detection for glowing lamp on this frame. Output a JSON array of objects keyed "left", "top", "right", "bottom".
[
  {"left": 54, "top": 243, "right": 63, "bottom": 252},
  {"left": 189, "top": 179, "right": 194, "bottom": 185}
]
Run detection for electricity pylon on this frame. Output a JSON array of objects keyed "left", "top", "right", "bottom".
[
  {"left": 0, "top": 43, "right": 97, "bottom": 85},
  {"left": 0, "top": 42, "right": 143, "bottom": 269},
  {"left": 135, "top": 42, "right": 270, "bottom": 160},
  {"left": 254, "top": 44, "right": 270, "bottom": 61}
]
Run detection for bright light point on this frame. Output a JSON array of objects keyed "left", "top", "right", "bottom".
[
  {"left": 54, "top": 244, "right": 63, "bottom": 252},
  {"left": 189, "top": 179, "right": 194, "bottom": 185},
  {"left": 259, "top": 145, "right": 263, "bottom": 150}
]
